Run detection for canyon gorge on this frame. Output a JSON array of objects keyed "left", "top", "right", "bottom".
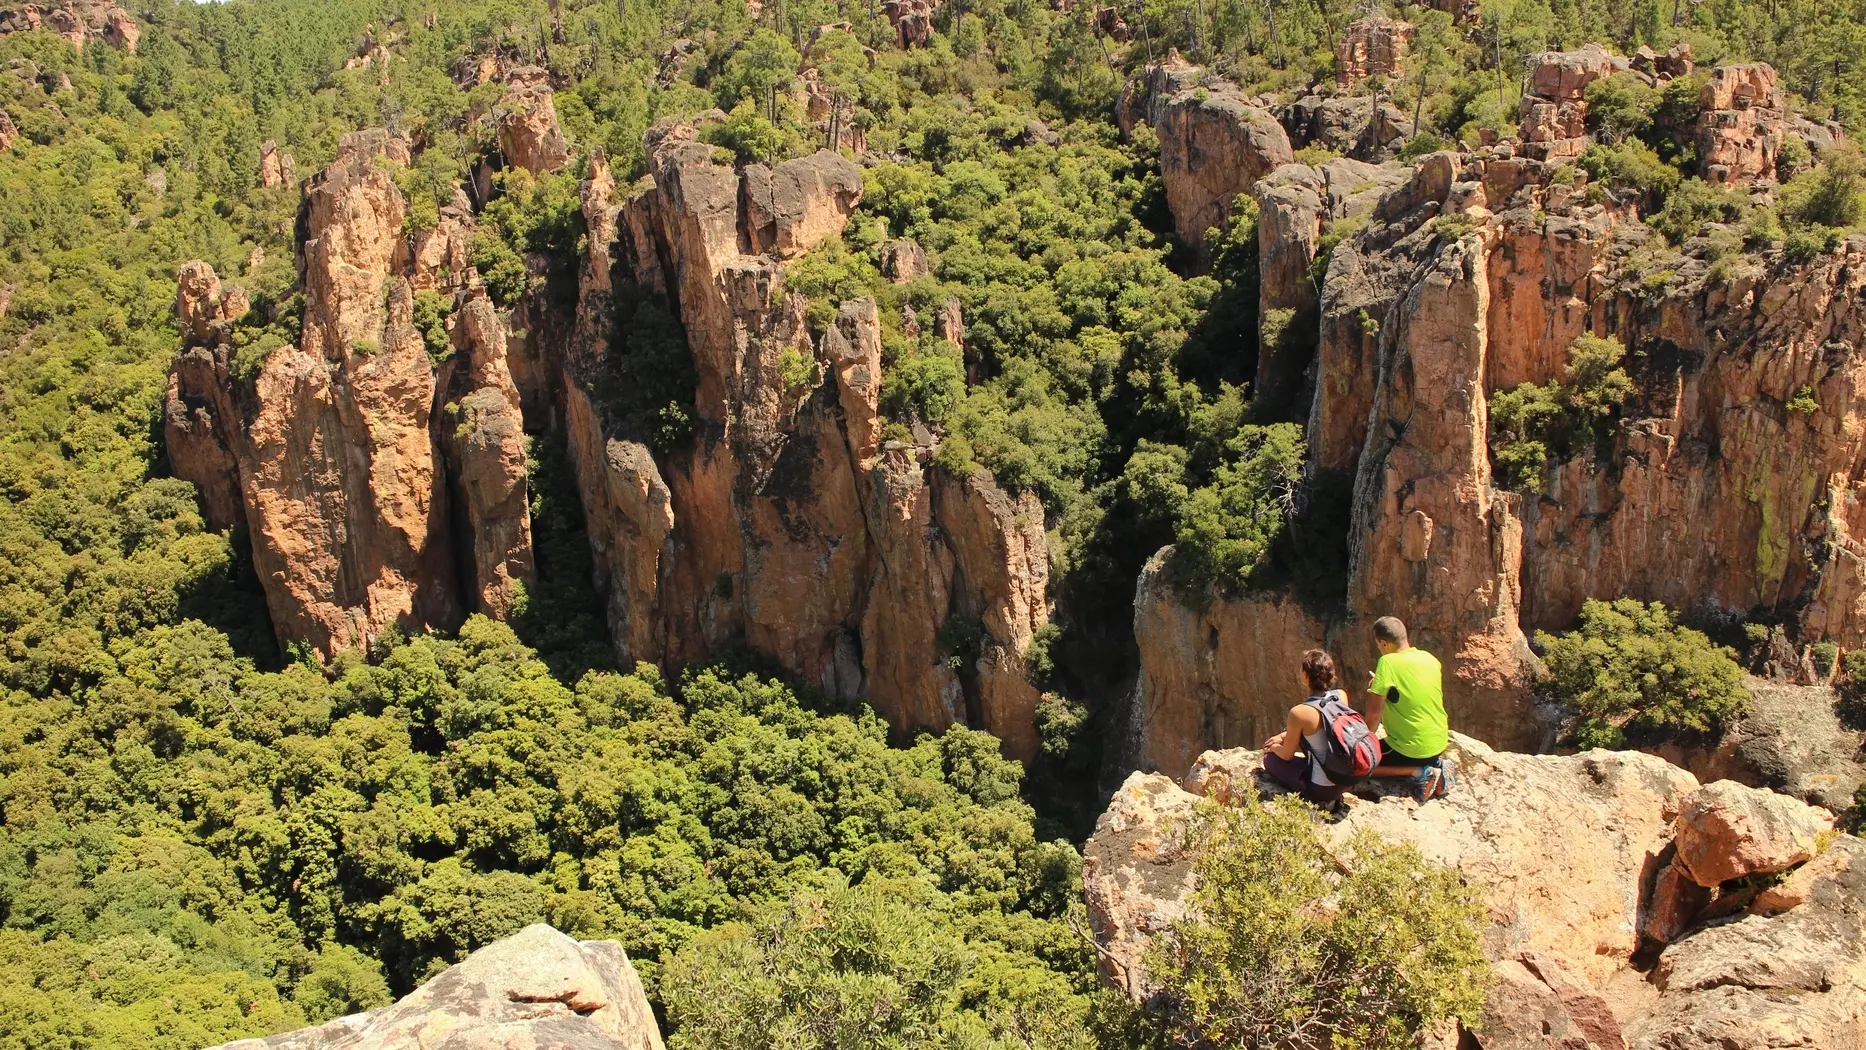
[{"left": 163, "top": 39, "right": 1866, "bottom": 787}]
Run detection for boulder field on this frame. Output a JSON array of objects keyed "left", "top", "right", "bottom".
[{"left": 1084, "top": 735, "right": 1863, "bottom": 1050}]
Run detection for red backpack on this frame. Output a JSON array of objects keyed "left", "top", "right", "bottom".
[{"left": 1307, "top": 691, "right": 1380, "bottom": 782}]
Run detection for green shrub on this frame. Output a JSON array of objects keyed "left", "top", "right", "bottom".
[
  {"left": 1584, "top": 72, "right": 1659, "bottom": 144},
  {"left": 1488, "top": 335, "right": 1635, "bottom": 490},
  {"left": 1649, "top": 179, "right": 1748, "bottom": 244},
  {"left": 1144, "top": 797, "right": 1488, "bottom": 1050},
  {"left": 1810, "top": 639, "right": 1839, "bottom": 678},
  {"left": 412, "top": 289, "right": 454, "bottom": 362},
  {"left": 1784, "top": 146, "right": 1865, "bottom": 230},
  {"left": 662, "top": 876, "right": 1096, "bottom": 1050},
  {"left": 1578, "top": 140, "right": 1680, "bottom": 204},
  {"left": 1787, "top": 386, "right": 1819, "bottom": 414},
  {"left": 1398, "top": 131, "right": 1448, "bottom": 162},
  {"left": 1535, "top": 597, "right": 1749, "bottom": 747},
  {"left": 1171, "top": 424, "right": 1305, "bottom": 595},
  {"left": 701, "top": 101, "right": 793, "bottom": 165}
]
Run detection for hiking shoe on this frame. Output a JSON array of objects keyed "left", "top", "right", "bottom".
[{"left": 1414, "top": 764, "right": 1447, "bottom": 802}]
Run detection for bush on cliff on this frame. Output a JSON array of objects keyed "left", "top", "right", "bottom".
[
  {"left": 1143, "top": 797, "right": 1488, "bottom": 1050},
  {"left": 1169, "top": 423, "right": 1305, "bottom": 596},
  {"left": 1488, "top": 334, "right": 1635, "bottom": 490},
  {"left": 1535, "top": 598, "right": 1749, "bottom": 748}
]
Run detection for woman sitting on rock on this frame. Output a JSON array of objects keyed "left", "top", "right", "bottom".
[{"left": 1260, "top": 649, "right": 1356, "bottom": 807}]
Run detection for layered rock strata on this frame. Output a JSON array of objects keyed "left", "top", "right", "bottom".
[
  {"left": 1085, "top": 736, "right": 1860, "bottom": 1050},
  {"left": 165, "top": 130, "right": 534, "bottom": 654},
  {"left": 206, "top": 924, "right": 663, "bottom": 1050},
  {"left": 564, "top": 134, "right": 1052, "bottom": 760}
]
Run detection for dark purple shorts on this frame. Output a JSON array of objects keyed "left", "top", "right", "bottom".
[{"left": 1262, "top": 751, "right": 1347, "bottom": 804}]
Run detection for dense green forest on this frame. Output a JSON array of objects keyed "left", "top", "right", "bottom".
[{"left": 2, "top": 0, "right": 1865, "bottom": 1043}]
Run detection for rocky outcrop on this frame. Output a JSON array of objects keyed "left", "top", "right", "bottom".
[
  {"left": 1251, "top": 157, "right": 1406, "bottom": 398},
  {"left": 1336, "top": 16, "right": 1411, "bottom": 84},
  {"left": 1118, "top": 55, "right": 1293, "bottom": 254},
  {"left": 165, "top": 131, "right": 534, "bottom": 656},
  {"left": 1696, "top": 63, "right": 1786, "bottom": 186},
  {"left": 497, "top": 79, "right": 570, "bottom": 174},
  {"left": 1279, "top": 93, "right": 1415, "bottom": 161},
  {"left": 1518, "top": 45, "right": 1617, "bottom": 160},
  {"left": 562, "top": 133, "right": 1052, "bottom": 760},
  {"left": 206, "top": 925, "right": 663, "bottom": 1050},
  {"left": 1086, "top": 735, "right": 1866, "bottom": 1050},
  {"left": 882, "top": 0, "right": 938, "bottom": 49},
  {"left": 258, "top": 140, "right": 297, "bottom": 190},
  {"left": 0, "top": 107, "right": 15, "bottom": 151},
  {"left": 0, "top": 1, "right": 136, "bottom": 51},
  {"left": 1343, "top": 196, "right": 1541, "bottom": 751},
  {"left": 1132, "top": 138, "right": 1866, "bottom": 772}
]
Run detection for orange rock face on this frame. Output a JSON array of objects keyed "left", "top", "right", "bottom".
[
  {"left": 1517, "top": 45, "right": 1617, "bottom": 160},
  {"left": 1135, "top": 146, "right": 1866, "bottom": 768},
  {"left": 1118, "top": 55, "right": 1292, "bottom": 255},
  {"left": 496, "top": 81, "right": 570, "bottom": 175},
  {"left": 562, "top": 134, "right": 1054, "bottom": 760},
  {"left": 164, "top": 132, "right": 534, "bottom": 656},
  {"left": 1696, "top": 63, "right": 1786, "bottom": 186},
  {"left": 1335, "top": 17, "right": 1412, "bottom": 84}
]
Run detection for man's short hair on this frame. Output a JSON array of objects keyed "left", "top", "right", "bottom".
[{"left": 1373, "top": 616, "right": 1408, "bottom": 646}]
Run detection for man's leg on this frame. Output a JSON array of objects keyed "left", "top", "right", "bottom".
[{"left": 1369, "top": 740, "right": 1440, "bottom": 778}]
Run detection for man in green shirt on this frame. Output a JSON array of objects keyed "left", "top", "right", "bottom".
[{"left": 1365, "top": 616, "right": 1453, "bottom": 801}]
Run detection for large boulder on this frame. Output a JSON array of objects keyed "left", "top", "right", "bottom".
[
  {"left": 1671, "top": 779, "right": 1835, "bottom": 887},
  {"left": 1118, "top": 55, "right": 1292, "bottom": 255},
  {"left": 207, "top": 924, "right": 664, "bottom": 1050}
]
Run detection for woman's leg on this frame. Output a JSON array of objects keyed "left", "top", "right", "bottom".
[
  {"left": 1264, "top": 753, "right": 1346, "bottom": 806},
  {"left": 1261, "top": 751, "right": 1309, "bottom": 792}
]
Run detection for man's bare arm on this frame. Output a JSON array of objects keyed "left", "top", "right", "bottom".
[{"left": 1363, "top": 687, "right": 1386, "bottom": 737}]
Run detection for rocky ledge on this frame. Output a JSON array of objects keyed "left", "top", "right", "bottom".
[
  {"left": 209, "top": 925, "right": 664, "bottom": 1050},
  {"left": 1085, "top": 735, "right": 1861, "bottom": 1050}
]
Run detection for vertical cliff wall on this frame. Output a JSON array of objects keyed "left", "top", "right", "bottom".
[
  {"left": 1128, "top": 72, "right": 1866, "bottom": 775},
  {"left": 562, "top": 130, "right": 1053, "bottom": 761},
  {"left": 166, "top": 130, "right": 534, "bottom": 655}
]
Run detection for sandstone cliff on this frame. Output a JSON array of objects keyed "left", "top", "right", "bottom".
[
  {"left": 1085, "top": 736, "right": 1861, "bottom": 1050},
  {"left": 1129, "top": 74, "right": 1866, "bottom": 775},
  {"left": 206, "top": 924, "right": 663, "bottom": 1050},
  {"left": 562, "top": 131, "right": 1053, "bottom": 760},
  {"left": 1117, "top": 53, "right": 1292, "bottom": 255},
  {"left": 166, "top": 130, "right": 535, "bottom": 655}
]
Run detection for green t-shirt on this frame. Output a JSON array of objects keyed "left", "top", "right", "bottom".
[{"left": 1368, "top": 647, "right": 1448, "bottom": 758}]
